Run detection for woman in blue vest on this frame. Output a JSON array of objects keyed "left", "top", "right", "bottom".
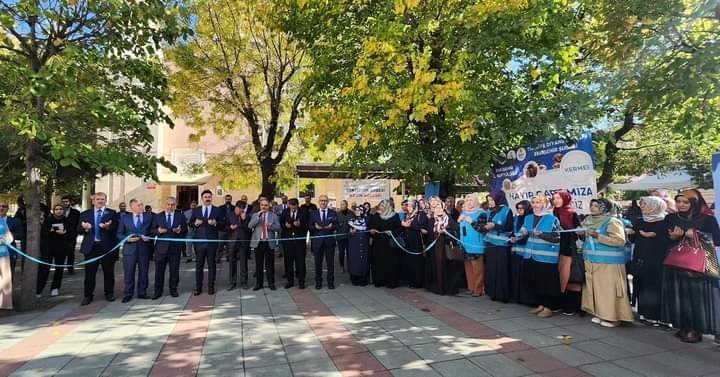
[
  {"left": 0, "top": 213, "right": 15, "bottom": 310},
  {"left": 519, "top": 195, "right": 561, "bottom": 318},
  {"left": 483, "top": 192, "right": 514, "bottom": 302},
  {"left": 459, "top": 194, "right": 486, "bottom": 297},
  {"left": 401, "top": 199, "right": 430, "bottom": 288},
  {"left": 509, "top": 200, "right": 536, "bottom": 306},
  {"left": 579, "top": 198, "right": 633, "bottom": 328}
]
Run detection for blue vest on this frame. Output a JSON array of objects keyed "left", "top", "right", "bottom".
[
  {"left": 583, "top": 218, "right": 629, "bottom": 264},
  {"left": 0, "top": 218, "right": 8, "bottom": 257},
  {"left": 524, "top": 214, "right": 560, "bottom": 263},
  {"left": 485, "top": 206, "right": 512, "bottom": 246},
  {"left": 511, "top": 216, "right": 529, "bottom": 258},
  {"left": 459, "top": 210, "right": 486, "bottom": 255}
]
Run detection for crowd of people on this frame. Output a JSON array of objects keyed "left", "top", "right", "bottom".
[{"left": 0, "top": 187, "right": 718, "bottom": 344}]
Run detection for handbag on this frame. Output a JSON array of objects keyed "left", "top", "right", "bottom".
[
  {"left": 663, "top": 230, "right": 720, "bottom": 279},
  {"left": 444, "top": 241, "right": 464, "bottom": 261},
  {"left": 569, "top": 250, "right": 585, "bottom": 283}
]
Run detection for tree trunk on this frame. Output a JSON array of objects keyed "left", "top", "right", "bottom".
[
  {"left": 18, "top": 139, "right": 41, "bottom": 310},
  {"left": 44, "top": 176, "right": 54, "bottom": 208},
  {"left": 597, "top": 111, "right": 635, "bottom": 191},
  {"left": 260, "top": 159, "right": 277, "bottom": 199}
]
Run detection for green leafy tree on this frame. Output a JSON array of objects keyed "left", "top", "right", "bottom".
[
  {"left": 0, "top": 0, "right": 189, "bottom": 309},
  {"left": 283, "top": 0, "right": 599, "bottom": 195},
  {"left": 167, "top": 0, "right": 310, "bottom": 198}
]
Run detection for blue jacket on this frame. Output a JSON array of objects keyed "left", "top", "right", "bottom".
[
  {"left": 78, "top": 208, "right": 119, "bottom": 254},
  {"left": 310, "top": 208, "right": 338, "bottom": 250},
  {"left": 117, "top": 212, "right": 154, "bottom": 256},
  {"left": 188, "top": 205, "right": 226, "bottom": 240}
]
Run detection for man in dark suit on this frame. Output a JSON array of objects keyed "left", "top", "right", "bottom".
[
  {"left": 248, "top": 198, "right": 281, "bottom": 290},
  {"left": 61, "top": 196, "right": 80, "bottom": 275},
  {"left": 310, "top": 195, "right": 338, "bottom": 289},
  {"left": 217, "top": 194, "right": 234, "bottom": 263},
  {"left": 152, "top": 196, "right": 187, "bottom": 299},
  {"left": 78, "top": 192, "right": 119, "bottom": 305},
  {"left": 188, "top": 189, "right": 225, "bottom": 295},
  {"left": 117, "top": 199, "right": 153, "bottom": 303},
  {"left": 281, "top": 198, "right": 307, "bottom": 289},
  {"left": 227, "top": 200, "right": 250, "bottom": 290}
]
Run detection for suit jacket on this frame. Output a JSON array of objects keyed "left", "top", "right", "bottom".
[
  {"left": 280, "top": 208, "right": 307, "bottom": 239},
  {"left": 64, "top": 208, "right": 80, "bottom": 237},
  {"left": 152, "top": 212, "right": 188, "bottom": 253},
  {"left": 220, "top": 204, "right": 235, "bottom": 231},
  {"left": 248, "top": 210, "right": 281, "bottom": 249},
  {"left": 227, "top": 211, "right": 250, "bottom": 242},
  {"left": 117, "top": 212, "right": 153, "bottom": 255},
  {"left": 274, "top": 203, "right": 289, "bottom": 216},
  {"left": 188, "top": 205, "right": 226, "bottom": 240},
  {"left": 78, "top": 208, "right": 119, "bottom": 254},
  {"left": 310, "top": 208, "right": 338, "bottom": 250}
]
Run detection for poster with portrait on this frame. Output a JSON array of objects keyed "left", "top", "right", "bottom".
[{"left": 490, "top": 133, "right": 597, "bottom": 214}]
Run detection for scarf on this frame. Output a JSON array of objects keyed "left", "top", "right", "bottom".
[
  {"left": 639, "top": 196, "right": 666, "bottom": 223},
  {"left": 514, "top": 200, "right": 531, "bottom": 231},
  {"left": 681, "top": 189, "right": 714, "bottom": 216},
  {"left": 553, "top": 191, "right": 575, "bottom": 229},
  {"left": 583, "top": 198, "right": 612, "bottom": 229},
  {"left": 379, "top": 199, "right": 396, "bottom": 220},
  {"left": 433, "top": 201, "right": 449, "bottom": 233},
  {"left": 350, "top": 206, "right": 367, "bottom": 228}
]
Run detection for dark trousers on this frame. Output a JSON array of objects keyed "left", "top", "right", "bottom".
[
  {"left": 83, "top": 243, "right": 116, "bottom": 298},
  {"left": 337, "top": 239, "right": 348, "bottom": 270},
  {"left": 66, "top": 238, "right": 77, "bottom": 271},
  {"left": 283, "top": 239, "right": 306, "bottom": 284},
  {"left": 216, "top": 231, "right": 230, "bottom": 262},
  {"left": 122, "top": 248, "right": 150, "bottom": 296},
  {"left": 229, "top": 242, "right": 249, "bottom": 285},
  {"left": 155, "top": 247, "right": 181, "bottom": 294},
  {"left": 313, "top": 242, "right": 335, "bottom": 285},
  {"left": 195, "top": 244, "right": 217, "bottom": 290},
  {"left": 37, "top": 250, "right": 64, "bottom": 294},
  {"left": 254, "top": 241, "right": 275, "bottom": 286}
]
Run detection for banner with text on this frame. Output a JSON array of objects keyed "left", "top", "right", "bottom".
[
  {"left": 490, "top": 133, "right": 596, "bottom": 214},
  {"left": 343, "top": 180, "right": 390, "bottom": 201}
]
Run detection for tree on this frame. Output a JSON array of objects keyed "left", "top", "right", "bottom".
[
  {"left": 579, "top": 0, "right": 720, "bottom": 190},
  {"left": 0, "top": 0, "right": 188, "bottom": 309},
  {"left": 282, "top": 0, "right": 599, "bottom": 196},
  {"left": 167, "top": 0, "right": 309, "bottom": 198}
]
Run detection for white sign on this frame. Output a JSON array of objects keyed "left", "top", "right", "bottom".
[{"left": 343, "top": 180, "right": 389, "bottom": 201}]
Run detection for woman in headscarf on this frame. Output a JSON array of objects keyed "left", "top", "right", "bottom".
[
  {"left": 347, "top": 205, "right": 371, "bottom": 286},
  {"left": 518, "top": 195, "right": 561, "bottom": 317},
  {"left": 401, "top": 199, "right": 430, "bottom": 288},
  {"left": 425, "top": 198, "right": 464, "bottom": 295},
  {"left": 509, "top": 200, "right": 536, "bottom": 305},
  {"left": 483, "top": 191, "right": 514, "bottom": 302},
  {"left": 368, "top": 199, "right": 402, "bottom": 288},
  {"left": 631, "top": 196, "right": 669, "bottom": 325},
  {"left": 553, "top": 191, "right": 583, "bottom": 316},
  {"left": 580, "top": 198, "right": 634, "bottom": 328},
  {"left": 661, "top": 191, "right": 720, "bottom": 343},
  {"left": 460, "top": 194, "right": 487, "bottom": 297}
]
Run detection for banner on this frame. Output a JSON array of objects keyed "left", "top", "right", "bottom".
[
  {"left": 424, "top": 182, "right": 440, "bottom": 199},
  {"left": 713, "top": 153, "right": 720, "bottom": 225},
  {"left": 343, "top": 180, "right": 389, "bottom": 201},
  {"left": 490, "top": 133, "right": 596, "bottom": 214}
]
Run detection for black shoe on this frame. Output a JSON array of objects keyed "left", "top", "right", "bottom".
[
  {"left": 315, "top": 283, "right": 322, "bottom": 290},
  {"left": 241, "top": 283, "right": 250, "bottom": 290},
  {"left": 299, "top": 282, "right": 306, "bottom": 289},
  {"left": 170, "top": 290, "right": 179, "bottom": 297},
  {"left": 227, "top": 284, "right": 237, "bottom": 291},
  {"left": 208, "top": 288, "right": 215, "bottom": 295},
  {"left": 194, "top": 288, "right": 202, "bottom": 296},
  {"left": 138, "top": 294, "right": 149, "bottom": 299},
  {"left": 152, "top": 293, "right": 163, "bottom": 300},
  {"left": 67, "top": 268, "right": 75, "bottom": 275},
  {"left": 105, "top": 294, "right": 115, "bottom": 302},
  {"left": 253, "top": 285, "right": 262, "bottom": 291},
  {"left": 284, "top": 283, "right": 294, "bottom": 289},
  {"left": 328, "top": 283, "right": 335, "bottom": 290},
  {"left": 121, "top": 296, "right": 132, "bottom": 303},
  {"left": 81, "top": 296, "right": 93, "bottom": 306},
  {"left": 186, "top": 258, "right": 193, "bottom": 263},
  {"left": 269, "top": 285, "right": 277, "bottom": 291}
]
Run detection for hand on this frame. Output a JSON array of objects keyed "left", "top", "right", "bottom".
[
  {"left": 315, "top": 224, "right": 322, "bottom": 230},
  {"left": 81, "top": 221, "right": 92, "bottom": 230},
  {"left": 587, "top": 229, "right": 599, "bottom": 238},
  {"left": 420, "top": 228, "right": 428, "bottom": 235},
  {"left": 285, "top": 222, "right": 292, "bottom": 229},
  {"left": 173, "top": 226, "right": 182, "bottom": 234},
  {"left": 685, "top": 229, "right": 694, "bottom": 238},
  {"left": 520, "top": 228, "right": 528, "bottom": 236},
  {"left": 533, "top": 230, "right": 542, "bottom": 236},
  {"left": 141, "top": 235, "right": 151, "bottom": 242},
  {"left": 669, "top": 226, "right": 684, "bottom": 238},
  {"left": 208, "top": 218, "right": 217, "bottom": 226},
  {"left": 384, "top": 230, "right": 392, "bottom": 235},
  {"left": 230, "top": 224, "right": 238, "bottom": 230},
  {"left": 56, "top": 229, "right": 66, "bottom": 235},
  {"left": 99, "top": 220, "right": 111, "bottom": 229},
  {"left": 240, "top": 212, "right": 247, "bottom": 220},
  {"left": 402, "top": 219, "right": 412, "bottom": 227},
  {"left": 370, "top": 229, "right": 377, "bottom": 235},
  {"left": 510, "top": 236, "right": 517, "bottom": 243},
  {"left": 158, "top": 227, "right": 167, "bottom": 234},
  {"left": 128, "top": 236, "right": 140, "bottom": 243},
  {"left": 324, "top": 224, "right": 333, "bottom": 230},
  {"left": 484, "top": 222, "right": 495, "bottom": 230},
  {"left": 293, "top": 220, "right": 300, "bottom": 227},
  {"left": 625, "top": 228, "right": 635, "bottom": 236},
  {"left": 350, "top": 228, "right": 356, "bottom": 234},
  {"left": 194, "top": 218, "right": 203, "bottom": 227},
  {"left": 639, "top": 230, "right": 656, "bottom": 238}
]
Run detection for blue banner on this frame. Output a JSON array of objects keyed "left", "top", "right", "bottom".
[
  {"left": 424, "top": 182, "right": 440, "bottom": 199},
  {"left": 490, "top": 133, "right": 596, "bottom": 214}
]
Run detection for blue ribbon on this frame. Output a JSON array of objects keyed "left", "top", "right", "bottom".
[
  {"left": 2, "top": 235, "right": 133, "bottom": 268},
  {"left": 387, "top": 231, "right": 438, "bottom": 255}
]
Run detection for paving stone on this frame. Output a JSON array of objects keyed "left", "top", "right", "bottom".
[
  {"left": 505, "top": 329, "right": 564, "bottom": 349},
  {"left": 410, "top": 342, "right": 465, "bottom": 363},
  {"left": 290, "top": 356, "right": 342, "bottom": 377},
  {"left": 371, "top": 346, "right": 424, "bottom": 369},
  {"left": 284, "top": 342, "right": 329, "bottom": 363},
  {"left": 390, "top": 363, "right": 442, "bottom": 377},
  {"left": 540, "top": 344, "right": 602, "bottom": 366},
  {"left": 244, "top": 363, "right": 293, "bottom": 377},
  {"left": 580, "top": 362, "right": 645, "bottom": 377},
  {"left": 430, "top": 358, "right": 493, "bottom": 377},
  {"left": 468, "top": 353, "right": 534, "bottom": 377}
]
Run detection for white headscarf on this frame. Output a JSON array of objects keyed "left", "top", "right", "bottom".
[
  {"left": 379, "top": 199, "right": 396, "bottom": 220},
  {"left": 640, "top": 196, "right": 667, "bottom": 223},
  {"left": 433, "top": 200, "right": 449, "bottom": 233}
]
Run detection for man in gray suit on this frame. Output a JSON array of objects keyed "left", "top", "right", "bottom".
[{"left": 248, "top": 198, "right": 281, "bottom": 290}]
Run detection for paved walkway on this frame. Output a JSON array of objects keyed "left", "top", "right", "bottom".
[{"left": 1, "top": 255, "right": 719, "bottom": 377}]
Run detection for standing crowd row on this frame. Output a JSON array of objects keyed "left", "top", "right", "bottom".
[{"left": 0, "top": 188, "right": 717, "bottom": 344}]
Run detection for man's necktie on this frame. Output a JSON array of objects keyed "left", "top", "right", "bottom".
[
  {"left": 321, "top": 210, "right": 325, "bottom": 224},
  {"left": 95, "top": 209, "right": 102, "bottom": 240},
  {"left": 135, "top": 214, "right": 141, "bottom": 230},
  {"left": 261, "top": 213, "right": 267, "bottom": 240},
  {"left": 203, "top": 207, "right": 208, "bottom": 219},
  {"left": 167, "top": 214, "right": 172, "bottom": 227}
]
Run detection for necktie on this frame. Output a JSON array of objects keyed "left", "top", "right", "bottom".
[
  {"left": 291, "top": 211, "right": 295, "bottom": 221},
  {"left": 135, "top": 214, "right": 141, "bottom": 230},
  {"left": 95, "top": 209, "right": 102, "bottom": 240},
  {"left": 321, "top": 210, "right": 325, "bottom": 224},
  {"left": 261, "top": 213, "right": 267, "bottom": 240},
  {"left": 203, "top": 206, "right": 208, "bottom": 219},
  {"left": 167, "top": 214, "right": 172, "bottom": 227}
]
